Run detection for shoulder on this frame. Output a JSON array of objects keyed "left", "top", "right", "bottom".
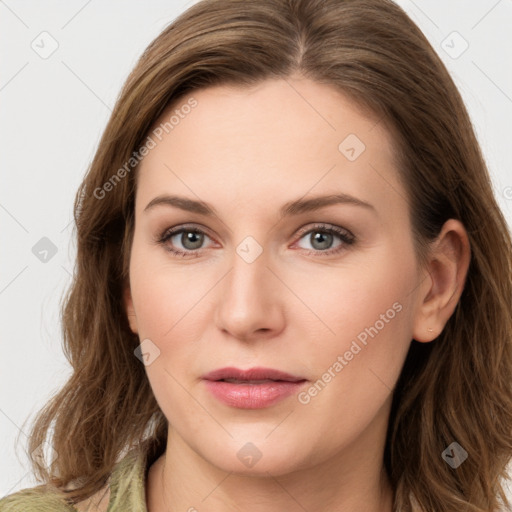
[
  {"left": 0, "top": 480, "right": 112, "bottom": 512},
  {"left": 0, "top": 485, "right": 77, "bottom": 512},
  {"left": 0, "top": 440, "right": 156, "bottom": 512}
]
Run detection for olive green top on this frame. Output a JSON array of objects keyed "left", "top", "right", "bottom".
[{"left": 0, "top": 443, "right": 151, "bottom": 512}]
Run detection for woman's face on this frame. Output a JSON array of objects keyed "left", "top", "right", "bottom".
[{"left": 125, "top": 76, "right": 429, "bottom": 475}]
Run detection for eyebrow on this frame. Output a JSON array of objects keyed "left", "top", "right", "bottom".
[{"left": 143, "top": 193, "right": 376, "bottom": 217}]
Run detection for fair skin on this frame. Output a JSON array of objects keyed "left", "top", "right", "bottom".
[{"left": 124, "top": 76, "right": 470, "bottom": 512}]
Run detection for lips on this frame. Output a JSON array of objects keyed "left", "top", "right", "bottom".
[
  {"left": 202, "top": 367, "right": 308, "bottom": 409},
  {"left": 202, "top": 366, "right": 306, "bottom": 383}
]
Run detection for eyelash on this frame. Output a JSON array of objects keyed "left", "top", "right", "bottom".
[{"left": 155, "top": 223, "right": 356, "bottom": 258}]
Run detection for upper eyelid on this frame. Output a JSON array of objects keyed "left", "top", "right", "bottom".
[
  {"left": 163, "top": 223, "right": 216, "bottom": 241},
  {"left": 295, "top": 223, "right": 353, "bottom": 237}
]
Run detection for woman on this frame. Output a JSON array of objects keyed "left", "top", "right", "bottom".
[{"left": 1, "top": 0, "right": 511, "bottom": 511}]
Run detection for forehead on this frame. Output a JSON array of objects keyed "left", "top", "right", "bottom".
[{"left": 136, "top": 77, "right": 405, "bottom": 220}]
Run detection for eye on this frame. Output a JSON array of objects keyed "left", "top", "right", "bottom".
[
  {"left": 156, "top": 224, "right": 215, "bottom": 258},
  {"left": 293, "top": 223, "right": 356, "bottom": 256}
]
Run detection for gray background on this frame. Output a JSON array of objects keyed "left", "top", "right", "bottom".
[{"left": 1, "top": 0, "right": 511, "bottom": 501}]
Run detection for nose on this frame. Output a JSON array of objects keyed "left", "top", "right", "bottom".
[{"left": 214, "top": 240, "right": 285, "bottom": 342}]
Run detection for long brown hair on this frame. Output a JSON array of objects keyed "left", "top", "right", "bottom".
[{"left": 16, "top": 0, "right": 512, "bottom": 510}]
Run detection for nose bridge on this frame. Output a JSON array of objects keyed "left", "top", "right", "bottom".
[
  {"left": 226, "top": 233, "right": 270, "bottom": 303},
  {"left": 215, "top": 231, "right": 281, "bottom": 338}
]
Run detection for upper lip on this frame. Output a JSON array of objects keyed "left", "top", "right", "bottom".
[{"left": 202, "top": 366, "right": 306, "bottom": 382}]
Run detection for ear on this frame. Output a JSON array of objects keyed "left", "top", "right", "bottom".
[
  {"left": 123, "top": 281, "right": 139, "bottom": 335},
  {"left": 413, "top": 219, "right": 471, "bottom": 342}
]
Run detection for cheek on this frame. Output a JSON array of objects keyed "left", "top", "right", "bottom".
[
  {"left": 298, "top": 253, "right": 414, "bottom": 405},
  {"left": 128, "top": 237, "right": 208, "bottom": 338},
  {"left": 288, "top": 262, "right": 414, "bottom": 450},
  {"left": 128, "top": 243, "right": 208, "bottom": 422}
]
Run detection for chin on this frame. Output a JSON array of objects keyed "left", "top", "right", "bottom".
[{"left": 200, "top": 436, "right": 311, "bottom": 477}]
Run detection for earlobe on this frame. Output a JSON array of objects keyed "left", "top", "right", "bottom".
[
  {"left": 123, "top": 284, "right": 139, "bottom": 335},
  {"left": 412, "top": 219, "right": 471, "bottom": 343}
]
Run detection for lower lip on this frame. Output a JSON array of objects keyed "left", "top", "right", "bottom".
[{"left": 203, "top": 380, "right": 307, "bottom": 409}]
